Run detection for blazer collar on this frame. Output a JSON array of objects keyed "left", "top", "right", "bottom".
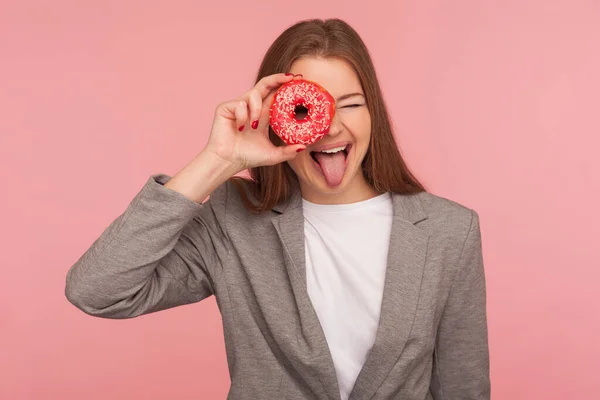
[
  {"left": 272, "top": 182, "right": 428, "bottom": 224},
  {"left": 271, "top": 184, "right": 430, "bottom": 400}
]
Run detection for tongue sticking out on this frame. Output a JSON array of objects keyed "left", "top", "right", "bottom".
[{"left": 313, "top": 151, "right": 346, "bottom": 187}]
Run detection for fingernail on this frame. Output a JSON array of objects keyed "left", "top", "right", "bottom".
[
  {"left": 296, "top": 148, "right": 305, "bottom": 153},
  {"left": 285, "top": 73, "right": 293, "bottom": 76},
  {"left": 251, "top": 120, "right": 259, "bottom": 130},
  {"left": 238, "top": 125, "right": 244, "bottom": 132},
  {"left": 294, "top": 74, "right": 303, "bottom": 77}
]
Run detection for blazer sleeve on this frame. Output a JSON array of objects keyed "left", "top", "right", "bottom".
[
  {"left": 429, "top": 210, "right": 491, "bottom": 399},
  {"left": 64, "top": 173, "right": 229, "bottom": 319}
]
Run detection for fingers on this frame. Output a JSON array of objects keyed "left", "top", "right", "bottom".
[
  {"left": 238, "top": 73, "right": 304, "bottom": 130},
  {"left": 234, "top": 101, "right": 249, "bottom": 131},
  {"left": 270, "top": 143, "right": 306, "bottom": 164},
  {"left": 259, "top": 90, "right": 276, "bottom": 124},
  {"left": 232, "top": 88, "right": 273, "bottom": 131},
  {"left": 259, "top": 76, "right": 301, "bottom": 124},
  {"left": 217, "top": 100, "right": 249, "bottom": 131},
  {"left": 247, "top": 89, "right": 262, "bottom": 129},
  {"left": 221, "top": 73, "right": 304, "bottom": 132},
  {"left": 253, "top": 73, "right": 295, "bottom": 99}
]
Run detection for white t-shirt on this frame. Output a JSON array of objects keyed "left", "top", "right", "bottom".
[{"left": 302, "top": 192, "right": 394, "bottom": 400}]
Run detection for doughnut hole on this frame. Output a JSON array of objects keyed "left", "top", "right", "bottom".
[{"left": 294, "top": 104, "right": 309, "bottom": 120}]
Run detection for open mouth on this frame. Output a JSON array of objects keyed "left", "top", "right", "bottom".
[
  {"left": 308, "top": 144, "right": 352, "bottom": 187},
  {"left": 309, "top": 144, "right": 351, "bottom": 164}
]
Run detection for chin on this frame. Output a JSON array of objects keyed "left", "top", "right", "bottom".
[{"left": 314, "top": 181, "right": 346, "bottom": 194}]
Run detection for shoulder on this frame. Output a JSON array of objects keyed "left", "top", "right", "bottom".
[
  {"left": 408, "top": 190, "right": 480, "bottom": 243},
  {"left": 416, "top": 191, "right": 476, "bottom": 220}
]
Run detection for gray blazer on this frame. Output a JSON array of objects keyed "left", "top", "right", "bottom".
[{"left": 65, "top": 174, "right": 490, "bottom": 400}]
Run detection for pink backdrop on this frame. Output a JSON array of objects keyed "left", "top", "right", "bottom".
[{"left": 2, "top": 1, "right": 599, "bottom": 399}]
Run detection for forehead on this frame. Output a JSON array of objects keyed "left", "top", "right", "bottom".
[{"left": 289, "top": 56, "right": 363, "bottom": 98}]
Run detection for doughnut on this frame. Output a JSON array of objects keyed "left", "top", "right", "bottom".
[{"left": 269, "top": 79, "right": 336, "bottom": 146}]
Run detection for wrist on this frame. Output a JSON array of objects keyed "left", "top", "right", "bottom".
[
  {"left": 198, "top": 148, "right": 244, "bottom": 177},
  {"left": 164, "top": 150, "right": 242, "bottom": 204}
]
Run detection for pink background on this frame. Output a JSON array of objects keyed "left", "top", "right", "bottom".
[{"left": 2, "top": 1, "right": 599, "bottom": 399}]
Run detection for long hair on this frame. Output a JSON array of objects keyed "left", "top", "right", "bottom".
[{"left": 229, "top": 18, "right": 426, "bottom": 213}]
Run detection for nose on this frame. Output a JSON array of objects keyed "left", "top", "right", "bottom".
[{"left": 325, "top": 112, "right": 343, "bottom": 138}]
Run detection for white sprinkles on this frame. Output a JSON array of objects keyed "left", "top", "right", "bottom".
[{"left": 269, "top": 80, "right": 335, "bottom": 145}]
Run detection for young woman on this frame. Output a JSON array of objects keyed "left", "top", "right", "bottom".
[{"left": 66, "top": 18, "right": 490, "bottom": 400}]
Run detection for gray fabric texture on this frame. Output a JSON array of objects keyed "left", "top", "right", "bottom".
[{"left": 65, "top": 173, "right": 491, "bottom": 400}]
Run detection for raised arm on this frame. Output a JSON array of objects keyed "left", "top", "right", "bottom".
[
  {"left": 64, "top": 168, "right": 230, "bottom": 319},
  {"left": 65, "top": 73, "right": 306, "bottom": 319}
]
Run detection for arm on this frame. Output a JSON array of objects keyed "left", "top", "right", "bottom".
[
  {"left": 430, "top": 210, "right": 491, "bottom": 399},
  {"left": 65, "top": 151, "right": 239, "bottom": 319},
  {"left": 65, "top": 72, "right": 306, "bottom": 319}
]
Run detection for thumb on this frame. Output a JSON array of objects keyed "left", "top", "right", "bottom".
[{"left": 276, "top": 144, "right": 307, "bottom": 162}]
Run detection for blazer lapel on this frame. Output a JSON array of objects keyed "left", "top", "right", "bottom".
[
  {"left": 271, "top": 185, "right": 341, "bottom": 400},
  {"left": 271, "top": 185, "right": 429, "bottom": 400},
  {"left": 349, "top": 192, "right": 429, "bottom": 400}
]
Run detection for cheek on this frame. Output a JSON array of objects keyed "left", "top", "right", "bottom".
[
  {"left": 341, "top": 109, "right": 371, "bottom": 141},
  {"left": 286, "top": 158, "right": 299, "bottom": 174},
  {"left": 286, "top": 156, "right": 308, "bottom": 176}
]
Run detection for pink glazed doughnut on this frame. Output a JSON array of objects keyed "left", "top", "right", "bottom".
[{"left": 269, "top": 79, "right": 336, "bottom": 145}]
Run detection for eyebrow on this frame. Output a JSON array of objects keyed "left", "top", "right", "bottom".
[{"left": 336, "top": 93, "right": 365, "bottom": 102}]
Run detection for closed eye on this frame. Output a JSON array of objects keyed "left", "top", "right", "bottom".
[{"left": 342, "top": 104, "right": 363, "bottom": 108}]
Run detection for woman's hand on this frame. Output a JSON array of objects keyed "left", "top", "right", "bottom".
[{"left": 205, "top": 73, "right": 306, "bottom": 172}]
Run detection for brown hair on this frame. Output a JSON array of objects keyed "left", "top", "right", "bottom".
[{"left": 229, "top": 18, "right": 426, "bottom": 213}]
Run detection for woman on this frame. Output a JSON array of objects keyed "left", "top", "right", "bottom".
[{"left": 65, "top": 18, "right": 490, "bottom": 400}]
